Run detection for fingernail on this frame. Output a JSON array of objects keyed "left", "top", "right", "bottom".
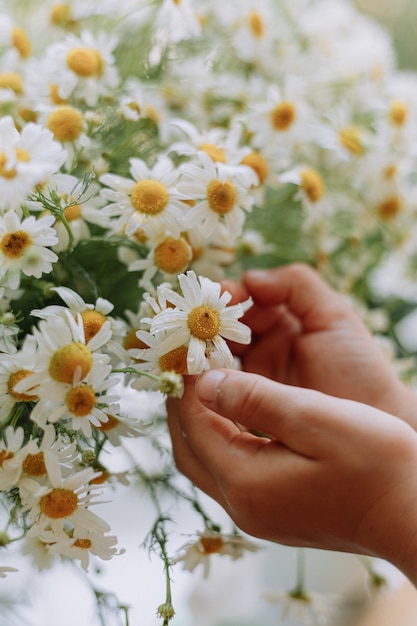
[{"left": 196, "top": 370, "right": 226, "bottom": 405}]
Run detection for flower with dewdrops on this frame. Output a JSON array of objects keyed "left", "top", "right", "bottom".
[
  {"left": 100, "top": 155, "right": 187, "bottom": 240},
  {"left": 43, "top": 30, "right": 120, "bottom": 106},
  {"left": 174, "top": 529, "right": 259, "bottom": 578},
  {"left": 0, "top": 116, "right": 66, "bottom": 210},
  {"left": 178, "top": 151, "right": 255, "bottom": 239},
  {"left": 148, "top": 270, "right": 252, "bottom": 374},
  {"left": 0, "top": 210, "right": 59, "bottom": 290}
]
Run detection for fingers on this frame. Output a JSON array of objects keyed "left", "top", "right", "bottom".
[
  {"left": 193, "top": 369, "right": 409, "bottom": 460},
  {"left": 166, "top": 379, "right": 236, "bottom": 507},
  {"left": 243, "top": 264, "right": 354, "bottom": 331}
]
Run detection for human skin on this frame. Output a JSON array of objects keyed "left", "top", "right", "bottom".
[
  {"left": 224, "top": 264, "right": 417, "bottom": 430},
  {"left": 167, "top": 264, "right": 417, "bottom": 584},
  {"left": 168, "top": 371, "right": 417, "bottom": 586}
]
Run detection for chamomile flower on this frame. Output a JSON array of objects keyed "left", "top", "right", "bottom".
[
  {"left": 262, "top": 586, "right": 334, "bottom": 625},
  {"left": 128, "top": 234, "right": 193, "bottom": 291},
  {"left": 0, "top": 426, "right": 30, "bottom": 491},
  {"left": 49, "top": 526, "right": 119, "bottom": 571},
  {"left": 149, "top": 270, "right": 252, "bottom": 374},
  {"left": 43, "top": 30, "right": 120, "bottom": 106},
  {"left": 0, "top": 116, "right": 66, "bottom": 210},
  {"left": 100, "top": 155, "right": 187, "bottom": 240},
  {"left": 0, "top": 210, "right": 59, "bottom": 290},
  {"left": 174, "top": 529, "right": 259, "bottom": 578},
  {"left": 23, "top": 464, "right": 110, "bottom": 538},
  {"left": 155, "top": 0, "right": 201, "bottom": 44},
  {"left": 0, "top": 335, "right": 38, "bottom": 421},
  {"left": 31, "top": 285, "right": 126, "bottom": 361},
  {"left": 30, "top": 360, "right": 120, "bottom": 437},
  {"left": 94, "top": 408, "right": 148, "bottom": 447},
  {"left": 178, "top": 151, "right": 255, "bottom": 239},
  {"left": 14, "top": 310, "right": 112, "bottom": 400}
]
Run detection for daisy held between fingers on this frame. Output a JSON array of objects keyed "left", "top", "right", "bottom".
[{"left": 148, "top": 270, "right": 252, "bottom": 374}]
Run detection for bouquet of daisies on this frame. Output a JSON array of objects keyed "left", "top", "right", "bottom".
[{"left": 1, "top": 0, "right": 417, "bottom": 622}]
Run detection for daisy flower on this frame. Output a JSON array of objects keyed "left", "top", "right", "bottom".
[
  {"left": 262, "top": 586, "right": 335, "bottom": 625},
  {"left": 31, "top": 285, "right": 126, "bottom": 360},
  {"left": 49, "top": 526, "right": 119, "bottom": 572},
  {"left": 128, "top": 234, "right": 193, "bottom": 292},
  {"left": 14, "top": 310, "right": 112, "bottom": 402},
  {"left": 23, "top": 463, "right": 111, "bottom": 538},
  {"left": 0, "top": 426, "right": 31, "bottom": 491},
  {"left": 174, "top": 529, "right": 259, "bottom": 578},
  {"left": 0, "top": 116, "right": 66, "bottom": 210},
  {"left": 30, "top": 360, "right": 120, "bottom": 437},
  {"left": 100, "top": 155, "right": 187, "bottom": 240},
  {"left": 178, "top": 151, "right": 255, "bottom": 239},
  {"left": 42, "top": 30, "right": 120, "bottom": 106},
  {"left": 149, "top": 270, "right": 252, "bottom": 374},
  {"left": 0, "top": 335, "right": 38, "bottom": 422},
  {"left": 19, "top": 425, "right": 77, "bottom": 487},
  {"left": 0, "top": 210, "right": 59, "bottom": 290},
  {"left": 155, "top": 0, "right": 201, "bottom": 44},
  {"left": 93, "top": 406, "right": 148, "bottom": 447}
]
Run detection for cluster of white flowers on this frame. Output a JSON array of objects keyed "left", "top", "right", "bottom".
[{"left": 0, "top": 0, "right": 416, "bottom": 622}]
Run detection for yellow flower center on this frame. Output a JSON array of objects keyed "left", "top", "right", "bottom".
[
  {"left": 49, "top": 83, "right": 67, "bottom": 105},
  {"left": 158, "top": 346, "right": 188, "bottom": 374},
  {"left": 377, "top": 196, "right": 402, "bottom": 219},
  {"left": 96, "top": 414, "right": 119, "bottom": 432},
  {"left": 0, "top": 72, "right": 24, "bottom": 95},
  {"left": 47, "top": 106, "right": 83, "bottom": 142},
  {"left": 207, "top": 180, "right": 237, "bottom": 214},
  {"left": 66, "top": 47, "right": 104, "bottom": 78},
  {"left": 12, "top": 27, "right": 32, "bottom": 59},
  {"left": 198, "top": 143, "right": 226, "bottom": 163},
  {"left": 270, "top": 101, "right": 297, "bottom": 131},
  {"left": 390, "top": 100, "right": 408, "bottom": 127},
  {"left": 144, "top": 105, "right": 160, "bottom": 124},
  {"left": 48, "top": 342, "right": 93, "bottom": 384},
  {"left": 65, "top": 384, "right": 96, "bottom": 416},
  {"left": 131, "top": 180, "right": 169, "bottom": 215},
  {"left": 300, "top": 168, "right": 325, "bottom": 203},
  {"left": 0, "top": 147, "right": 30, "bottom": 179},
  {"left": 50, "top": 3, "right": 72, "bottom": 27},
  {"left": 73, "top": 538, "right": 92, "bottom": 549},
  {"left": 40, "top": 488, "right": 78, "bottom": 519},
  {"left": 8, "top": 369, "right": 38, "bottom": 401},
  {"left": 383, "top": 164, "right": 398, "bottom": 180},
  {"left": 123, "top": 330, "right": 148, "bottom": 351},
  {"left": 187, "top": 305, "right": 220, "bottom": 340},
  {"left": 63, "top": 203, "right": 82, "bottom": 221},
  {"left": 0, "top": 230, "right": 32, "bottom": 258},
  {"left": 80, "top": 310, "right": 107, "bottom": 343},
  {"left": 338, "top": 126, "right": 364, "bottom": 155},
  {"left": 154, "top": 237, "right": 192, "bottom": 274},
  {"left": 22, "top": 452, "right": 47, "bottom": 477},
  {"left": 200, "top": 535, "right": 224, "bottom": 554},
  {"left": 241, "top": 152, "right": 268, "bottom": 185},
  {"left": 0, "top": 450, "right": 14, "bottom": 468},
  {"left": 248, "top": 11, "right": 264, "bottom": 38}
]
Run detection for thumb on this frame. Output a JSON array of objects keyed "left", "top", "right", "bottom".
[
  {"left": 195, "top": 369, "right": 390, "bottom": 459},
  {"left": 195, "top": 369, "right": 324, "bottom": 456}
]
